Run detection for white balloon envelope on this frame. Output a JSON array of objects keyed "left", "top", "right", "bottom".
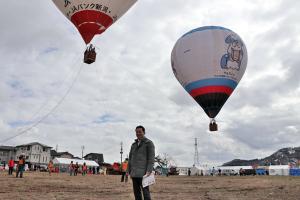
[{"left": 171, "top": 26, "right": 248, "bottom": 131}]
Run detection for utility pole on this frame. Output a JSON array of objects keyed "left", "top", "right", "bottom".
[
  {"left": 81, "top": 145, "right": 85, "bottom": 159},
  {"left": 55, "top": 144, "right": 58, "bottom": 152},
  {"left": 120, "top": 142, "right": 123, "bottom": 164}
]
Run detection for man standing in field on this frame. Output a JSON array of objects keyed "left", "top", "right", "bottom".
[
  {"left": 82, "top": 162, "right": 87, "bottom": 176},
  {"left": 48, "top": 160, "right": 54, "bottom": 176},
  {"left": 8, "top": 157, "right": 14, "bottom": 175},
  {"left": 121, "top": 158, "right": 129, "bottom": 183},
  {"left": 69, "top": 161, "right": 74, "bottom": 176},
  {"left": 16, "top": 155, "right": 25, "bottom": 178},
  {"left": 128, "top": 125, "right": 155, "bottom": 200},
  {"left": 74, "top": 162, "right": 79, "bottom": 176}
]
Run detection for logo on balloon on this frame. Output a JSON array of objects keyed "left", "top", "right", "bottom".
[
  {"left": 220, "top": 34, "right": 244, "bottom": 71},
  {"left": 64, "top": 0, "right": 71, "bottom": 7}
]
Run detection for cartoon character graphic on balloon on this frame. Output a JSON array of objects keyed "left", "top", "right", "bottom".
[{"left": 220, "top": 34, "right": 244, "bottom": 71}]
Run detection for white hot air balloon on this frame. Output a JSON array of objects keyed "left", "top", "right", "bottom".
[{"left": 171, "top": 26, "right": 248, "bottom": 131}]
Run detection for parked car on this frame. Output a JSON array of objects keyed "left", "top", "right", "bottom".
[{"left": 39, "top": 165, "right": 48, "bottom": 172}]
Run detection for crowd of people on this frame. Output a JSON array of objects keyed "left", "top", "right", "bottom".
[
  {"left": 4, "top": 155, "right": 26, "bottom": 178},
  {"left": 4, "top": 158, "right": 104, "bottom": 177},
  {"left": 67, "top": 161, "right": 101, "bottom": 176}
]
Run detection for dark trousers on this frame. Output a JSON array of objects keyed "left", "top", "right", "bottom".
[
  {"left": 8, "top": 167, "right": 13, "bottom": 175},
  {"left": 16, "top": 166, "right": 24, "bottom": 178},
  {"left": 121, "top": 172, "right": 128, "bottom": 182},
  {"left": 132, "top": 178, "right": 151, "bottom": 200}
]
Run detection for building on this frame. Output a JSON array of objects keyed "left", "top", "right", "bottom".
[
  {"left": 50, "top": 150, "right": 73, "bottom": 160},
  {"left": 15, "top": 142, "right": 52, "bottom": 165},
  {"left": 0, "top": 146, "right": 16, "bottom": 164},
  {"left": 84, "top": 153, "right": 104, "bottom": 164}
]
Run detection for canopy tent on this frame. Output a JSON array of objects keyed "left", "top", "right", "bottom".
[
  {"left": 191, "top": 166, "right": 210, "bottom": 176},
  {"left": 177, "top": 166, "right": 210, "bottom": 176},
  {"left": 219, "top": 166, "right": 253, "bottom": 175},
  {"left": 53, "top": 158, "right": 99, "bottom": 167},
  {"left": 219, "top": 166, "right": 253, "bottom": 170},
  {"left": 269, "top": 165, "right": 290, "bottom": 176}
]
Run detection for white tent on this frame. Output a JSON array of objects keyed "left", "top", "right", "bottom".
[
  {"left": 53, "top": 158, "right": 99, "bottom": 167},
  {"left": 191, "top": 166, "right": 202, "bottom": 175},
  {"left": 177, "top": 166, "right": 210, "bottom": 176},
  {"left": 269, "top": 165, "right": 290, "bottom": 176},
  {"left": 191, "top": 166, "right": 210, "bottom": 176},
  {"left": 219, "top": 166, "right": 253, "bottom": 170},
  {"left": 219, "top": 166, "right": 253, "bottom": 175}
]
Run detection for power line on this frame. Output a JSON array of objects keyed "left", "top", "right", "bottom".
[
  {"left": 0, "top": 62, "right": 84, "bottom": 144},
  {"left": 27, "top": 56, "right": 82, "bottom": 123}
]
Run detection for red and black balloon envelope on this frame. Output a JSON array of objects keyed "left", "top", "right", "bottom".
[
  {"left": 171, "top": 26, "right": 248, "bottom": 122},
  {"left": 52, "top": 0, "right": 137, "bottom": 44}
]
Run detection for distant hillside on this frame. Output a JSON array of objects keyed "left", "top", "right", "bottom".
[{"left": 223, "top": 147, "right": 300, "bottom": 166}]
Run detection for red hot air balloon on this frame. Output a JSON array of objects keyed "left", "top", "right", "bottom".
[{"left": 52, "top": 0, "right": 137, "bottom": 64}]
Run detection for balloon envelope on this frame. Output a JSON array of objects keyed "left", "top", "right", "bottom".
[
  {"left": 171, "top": 26, "right": 248, "bottom": 118},
  {"left": 52, "top": 0, "right": 137, "bottom": 44}
]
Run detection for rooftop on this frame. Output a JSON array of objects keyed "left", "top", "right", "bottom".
[
  {"left": 16, "top": 142, "right": 52, "bottom": 148},
  {"left": 51, "top": 150, "right": 73, "bottom": 157},
  {"left": 84, "top": 153, "right": 103, "bottom": 157},
  {"left": 0, "top": 146, "right": 15, "bottom": 151}
]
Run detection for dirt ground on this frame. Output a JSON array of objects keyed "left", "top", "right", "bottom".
[{"left": 0, "top": 172, "right": 299, "bottom": 200}]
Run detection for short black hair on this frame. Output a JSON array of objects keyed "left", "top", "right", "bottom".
[{"left": 136, "top": 125, "right": 145, "bottom": 133}]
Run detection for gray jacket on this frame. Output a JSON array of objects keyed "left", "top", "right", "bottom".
[{"left": 128, "top": 137, "right": 155, "bottom": 178}]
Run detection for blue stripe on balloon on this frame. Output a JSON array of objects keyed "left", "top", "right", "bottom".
[
  {"left": 184, "top": 78, "right": 238, "bottom": 93},
  {"left": 181, "top": 26, "right": 232, "bottom": 38}
]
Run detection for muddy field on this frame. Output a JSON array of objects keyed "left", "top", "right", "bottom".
[{"left": 0, "top": 172, "right": 299, "bottom": 200}]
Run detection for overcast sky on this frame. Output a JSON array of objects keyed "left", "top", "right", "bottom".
[{"left": 0, "top": 0, "right": 299, "bottom": 166}]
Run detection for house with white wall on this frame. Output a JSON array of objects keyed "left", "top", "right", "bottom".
[{"left": 15, "top": 142, "right": 52, "bottom": 165}]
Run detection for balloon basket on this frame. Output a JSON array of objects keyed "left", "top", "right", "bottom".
[
  {"left": 84, "top": 44, "right": 96, "bottom": 64},
  {"left": 209, "top": 119, "right": 218, "bottom": 132}
]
